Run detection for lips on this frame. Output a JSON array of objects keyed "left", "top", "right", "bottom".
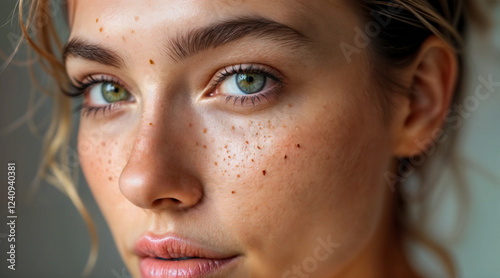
[{"left": 134, "top": 233, "right": 239, "bottom": 278}]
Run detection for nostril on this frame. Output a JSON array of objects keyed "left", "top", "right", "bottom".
[{"left": 152, "top": 198, "right": 181, "bottom": 207}]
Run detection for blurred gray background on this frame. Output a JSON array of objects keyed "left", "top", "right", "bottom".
[{"left": 0, "top": 1, "right": 499, "bottom": 278}]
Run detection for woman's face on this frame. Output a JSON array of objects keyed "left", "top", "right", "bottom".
[{"left": 67, "top": 0, "right": 400, "bottom": 277}]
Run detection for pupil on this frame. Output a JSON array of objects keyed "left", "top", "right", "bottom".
[{"left": 246, "top": 76, "right": 254, "bottom": 83}]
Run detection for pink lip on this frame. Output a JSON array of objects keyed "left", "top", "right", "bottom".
[{"left": 134, "top": 233, "right": 239, "bottom": 278}]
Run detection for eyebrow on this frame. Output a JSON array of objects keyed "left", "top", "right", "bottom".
[
  {"left": 63, "top": 38, "right": 125, "bottom": 67},
  {"left": 166, "top": 17, "right": 310, "bottom": 62},
  {"left": 63, "top": 17, "right": 310, "bottom": 66}
]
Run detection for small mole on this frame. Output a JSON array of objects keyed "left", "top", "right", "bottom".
[
  {"left": 135, "top": 16, "right": 139, "bottom": 21},
  {"left": 257, "top": 146, "right": 261, "bottom": 150},
  {"left": 149, "top": 59, "right": 154, "bottom": 65},
  {"left": 262, "top": 170, "right": 267, "bottom": 176},
  {"left": 149, "top": 123, "right": 153, "bottom": 125},
  {"left": 251, "top": 159, "right": 255, "bottom": 162},
  {"left": 203, "top": 128, "right": 208, "bottom": 133},
  {"left": 96, "top": 18, "right": 99, "bottom": 23},
  {"left": 232, "top": 191, "right": 236, "bottom": 194},
  {"left": 284, "top": 155, "right": 288, "bottom": 159},
  {"left": 99, "top": 27, "right": 103, "bottom": 32},
  {"left": 296, "top": 143, "right": 301, "bottom": 148}
]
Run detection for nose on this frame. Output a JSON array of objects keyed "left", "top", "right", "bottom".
[{"left": 119, "top": 114, "right": 203, "bottom": 211}]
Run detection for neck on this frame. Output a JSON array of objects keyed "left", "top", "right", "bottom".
[{"left": 334, "top": 188, "right": 421, "bottom": 278}]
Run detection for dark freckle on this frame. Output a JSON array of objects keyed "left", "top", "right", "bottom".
[
  {"left": 288, "top": 104, "right": 294, "bottom": 108},
  {"left": 135, "top": 16, "right": 139, "bottom": 21},
  {"left": 149, "top": 123, "right": 153, "bottom": 126},
  {"left": 203, "top": 128, "right": 208, "bottom": 133},
  {"left": 257, "top": 146, "right": 261, "bottom": 150},
  {"left": 131, "top": 30, "right": 135, "bottom": 34},
  {"left": 284, "top": 155, "right": 288, "bottom": 159},
  {"left": 237, "top": 175, "right": 241, "bottom": 178},
  {"left": 251, "top": 159, "right": 255, "bottom": 162},
  {"left": 245, "top": 141, "right": 249, "bottom": 144},
  {"left": 99, "top": 27, "right": 103, "bottom": 32},
  {"left": 96, "top": 18, "right": 99, "bottom": 23},
  {"left": 262, "top": 170, "right": 267, "bottom": 176},
  {"left": 108, "top": 177, "right": 112, "bottom": 181},
  {"left": 149, "top": 59, "right": 154, "bottom": 65},
  {"left": 231, "top": 126, "right": 235, "bottom": 130},
  {"left": 296, "top": 143, "right": 301, "bottom": 148},
  {"left": 214, "top": 162, "right": 218, "bottom": 166},
  {"left": 203, "top": 145, "right": 207, "bottom": 149},
  {"left": 232, "top": 191, "right": 236, "bottom": 194},
  {"left": 188, "top": 123, "right": 193, "bottom": 128}
]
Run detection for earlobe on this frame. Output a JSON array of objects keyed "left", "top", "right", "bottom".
[{"left": 393, "top": 36, "right": 458, "bottom": 157}]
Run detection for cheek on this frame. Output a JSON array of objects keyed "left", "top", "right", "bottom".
[{"left": 209, "top": 99, "right": 392, "bottom": 273}]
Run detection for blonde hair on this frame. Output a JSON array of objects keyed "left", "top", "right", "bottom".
[{"left": 8, "top": 0, "right": 492, "bottom": 277}]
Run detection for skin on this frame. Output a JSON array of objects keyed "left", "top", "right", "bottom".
[{"left": 66, "top": 0, "right": 457, "bottom": 277}]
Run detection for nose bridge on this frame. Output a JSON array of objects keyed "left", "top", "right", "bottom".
[{"left": 118, "top": 92, "right": 203, "bottom": 210}]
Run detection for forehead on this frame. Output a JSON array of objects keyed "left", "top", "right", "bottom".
[{"left": 67, "top": 0, "right": 349, "bottom": 37}]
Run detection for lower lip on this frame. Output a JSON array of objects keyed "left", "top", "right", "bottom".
[{"left": 139, "top": 256, "right": 239, "bottom": 278}]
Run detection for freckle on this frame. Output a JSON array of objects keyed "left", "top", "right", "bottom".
[
  {"left": 135, "top": 16, "right": 139, "bottom": 21},
  {"left": 251, "top": 159, "right": 255, "bottom": 162},
  {"left": 203, "top": 145, "right": 207, "bottom": 149},
  {"left": 131, "top": 30, "right": 135, "bottom": 34},
  {"left": 188, "top": 123, "right": 193, "bottom": 128},
  {"left": 149, "top": 59, "right": 154, "bottom": 65},
  {"left": 232, "top": 126, "right": 235, "bottom": 130},
  {"left": 108, "top": 177, "right": 112, "bottom": 181},
  {"left": 99, "top": 27, "right": 103, "bottom": 32},
  {"left": 214, "top": 162, "right": 218, "bottom": 166},
  {"left": 262, "top": 170, "right": 267, "bottom": 176},
  {"left": 296, "top": 143, "right": 301, "bottom": 148},
  {"left": 96, "top": 18, "right": 99, "bottom": 23},
  {"left": 237, "top": 175, "right": 240, "bottom": 178},
  {"left": 288, "top": 104, "right": 294, "bottom": 108},
  {"left": 101, "top": 142, "right": 106, "bottom": 147},
  {"left": 106, "top": 35, "right": 109, "bottom": 38},
  {"left": 245, "top": 141, "right": 249, "bottom": 144},
  {"left": 122, "top": 36, "right": 126, "bottom": 42},
  {"left": 108, "top": 159, "right": 112, "bottom": 164},
  {"left": 196, "top": 142, "right": 199, "bottom": 146},
  {"left": 232, "top": 191, "right": 236, "bottom": 194},
  {"left": 284, "top": 155, "right": 288, "bottom": 159},
  {"left": 257, "top": 146, "right": 261, "bottom": 150},
  {"left": 228, "top": 156, "right": 231, "bottom": 159},
  {"left": 203, "top": 128, "right": 208, "bottom": 133}
]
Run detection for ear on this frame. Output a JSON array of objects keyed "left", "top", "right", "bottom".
[{"left": 393, "top": 36, "right": 458, "bottom": 157}]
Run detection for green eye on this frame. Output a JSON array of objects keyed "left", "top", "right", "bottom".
[
  {"left": 101, "top": 82, "right": 129, "bottom": 103},
  {"left": 236, "top": 73, "right": 266, "bottom": 94}
]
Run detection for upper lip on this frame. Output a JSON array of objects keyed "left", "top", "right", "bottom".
[{"left": 134, "top": 233, "right": 237, "bottom": 260}]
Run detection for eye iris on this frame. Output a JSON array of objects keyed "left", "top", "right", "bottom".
[
  {"left": 102, "top": 82, "right": 129, "bottom": 102},
  {"left": 236, "top": 73, "right": 265, "bottom": 94}
]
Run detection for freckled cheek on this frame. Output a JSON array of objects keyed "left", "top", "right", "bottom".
[{"left": 77, "top": 129, "right": 132, "bottom": 217}]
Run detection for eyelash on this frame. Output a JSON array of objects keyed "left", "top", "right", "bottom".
[{"left": 67, "top": 64, "right": 284, "bottom": 117}]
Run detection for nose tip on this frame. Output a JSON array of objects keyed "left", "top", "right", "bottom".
[{"left": 119, "top": 170, "right": 203, "bottom": 210}]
